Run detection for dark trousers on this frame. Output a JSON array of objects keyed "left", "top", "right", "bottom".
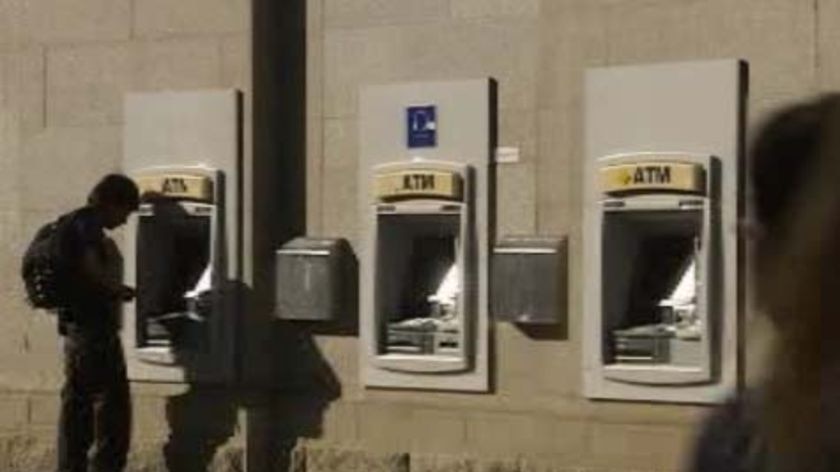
[{"left": 58, "top": 330, "right": 131, "bottom": 472}]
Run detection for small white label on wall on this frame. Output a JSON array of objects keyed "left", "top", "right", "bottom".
[{"left": 495, "top": 146, "right": 520, "bottom": 163}]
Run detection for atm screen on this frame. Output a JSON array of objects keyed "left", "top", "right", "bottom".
[
  {"left": 377, "top": 213, "right": 461, "bottom": 356},
  {"left": 602, "top": 209, "right": 703, "bottom": 366},
  {"left": 136, "top": 201, "right": 211, "bottom": 346}
]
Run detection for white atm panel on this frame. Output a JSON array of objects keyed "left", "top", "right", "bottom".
[
  {"left": 359, "top": 79, "right": 493, "bottom": 392},
  {"left": 583, "top": 60, "right": 744, "bottom": 404},
  {"left": 122, "top": 90, "right": 241, "bottom": 384}
]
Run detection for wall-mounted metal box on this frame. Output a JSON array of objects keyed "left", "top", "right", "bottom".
[
  {"left": 275, "top": 237, "right": 352, "bottom": 321},
  {"left": 492, "top": 236, "right": 566, "bottom": 324}
]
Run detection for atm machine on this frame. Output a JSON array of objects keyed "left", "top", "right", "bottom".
[
  {"left": 598, "top": 154, "right": 716, "bottom": 385},
  {"left": 371, "top": 160, "right": 473, "bottom": 374},
  {"left": 122, "top": 90, "right": 240, "bottom": 384},
  {"left": 359, "top": 79, "right": 493, "bottom": 392},
  {"left": 583, "top": 60, "right": 744, "bottom": 403},
  {"left": 129, "top": 168, "right": 223, "bottom": 364}
]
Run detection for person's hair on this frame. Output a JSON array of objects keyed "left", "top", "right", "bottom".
[
  {"left": 750, "top": 93, "right": 840, "bottom": 470},
  {"left": 87, "top": 173, "right": 140, "bottom": 210}
]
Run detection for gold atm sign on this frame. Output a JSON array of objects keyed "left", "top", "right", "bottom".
[
  {"left": 134, "top": 174, "right": 214, "bottom": 202},
  {"left": 375, "top": 170, "right": 463, "bottom": 201},
  {"left": 600, "top": 162, "right": 706, "bottom": 195}
]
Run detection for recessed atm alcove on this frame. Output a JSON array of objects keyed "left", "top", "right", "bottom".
[
  {"left": 123, "top": 89, "right": 241, "bottom": 385},
  {"left": 599, "top": 156, "right": 715, "bottom": 386},
  {"left": 134, "top": 170, "right": 218, "bottom": 355},
  {"left": 359, "top": 79, "right": 493, "bottom": 392},
  {"left": 128, "top": 167, "right": 226, "bottom": 370},
  {"left": 372, "top": 161, "right": 472, "bottom": 374},
  {"left": 583, "top": 60, "right": 743, "bottom": 404}
]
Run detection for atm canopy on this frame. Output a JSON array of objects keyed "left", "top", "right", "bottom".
[
  {"left": 600, "top": 161, "right": 706, "bottom": 196},
  {"left": 134, "top": 171, "right": 215, "bottom": 203},
  {"left": 375, "top": 168, "right": 464, "bottom": 202}
]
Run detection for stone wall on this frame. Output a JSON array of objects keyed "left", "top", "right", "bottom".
[
  {"left": 301, "top": 0, "right": 836, "bottom": 471},
  {"left": 0, "top": 0, "right": 837, "bottom": 471},
  {"left": 0, "top": 0, "right": 251, "bottom": 469}
]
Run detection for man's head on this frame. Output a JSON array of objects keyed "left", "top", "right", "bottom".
[
  {"left": 749, "top": 94, "right": 840, "bottom": 261},
  {"left": 88, "top": 173, "right": 140, "bottom": 229}
]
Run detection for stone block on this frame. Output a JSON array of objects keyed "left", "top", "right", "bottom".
[
  {"left": 589, "top": 402, "right": 709, "bottom": 427},
  {"left": 475, "top": 458, "right": 522, "bottom": 472},
  {"left": 0, "top": 123, "right": 20, "bottom": 214},
  {"left": 605, "top": 0, "right": 815, "bottom": 106},
  {"left": 588, "top": 422, "right": 695, "bottom": 471},
  {"left": 19, "top": 0, "right": 130, "bottom": 44},
  {"left": 0, "top": 0, "right": 23, "bottom": 47},
  {"left": 307, "top": 23, "right": 325, "bottom": 120},
  {"left": 520, "top": 458, "right": 582, "bottom": 472},
  {"left": 131, "top": 395, "right": 170, "bottom": 440},
  {"left": 222, "top": 35, "right": 251, "bottom": 92},
  {"left": 410, "top": 454, "right": 475, "bottom": 472},
  {"left": 358, "top": 450, "right": 410, "bottom": 472},
  {"left": 124, "top": 441, "right": 167, "bottom": 472},
  {"left": 535, "top": 107, "right": 583, "bottom": 235},
  {"left": 319, "top": 400, "right": 358, "bottom": 443},
  {"left": 466, "top": 412, "right": 554, "bottom": 456},
  {"left": 0, "top": 396, "right": 27, "bottom": 431},
  {"left": 408, "top": 408, "right": 468, "bottom": 454},
  {"left": 0, "top": 435, "right": 54, "bottom": 472},
  {"left": 305, "top": 446, "right": 409, "bottom": 472},
  {"left": 306, "top": 117, "right": 324, "bottom": 234},
  {"left": 321, "top": 27, "right": 393, "bottom": 119},
  {"left": 47, "top": 44, "right": 132, "bottom": 126},
  {"left": 324, "top": 0, "right": 450, "bottom": 29},
  {"left": 131, "top": 38, "right": 223, "bottom": 91},
  {"left": 0, "top": 210, "right": 25, "bottom": 289},
  {"left": 314, "top": 336, "right": 360, "bottom": 392},
  {"left": 496, "top": 163, "right": 537, "bottom": 238},
  {"left": 27, "top": 395, "right": 59, "bottom": 427},
  {"left": 499, "top": 109, "right": 538, "bottom": 165},
  {"left": 818, "top": 0, "right": 840, "bottom": 90},
  {"left": 493, "top": 324, "right": 542, "bottom": 398},
  {"left": 2, "top": 47, "right": 46, "bottom": 137},
  {"left": 323, "top": 19, "right": 538, "bottom": 118},
  {"left": 536, "top": 2, "right": 608, "bottom": 111},
  {"left": 321, "top": 118, "right": 359, "bottom": 240},
  {"left": 451, "top": 0, "right": 540, "bottom": 19},
  {"left": 357, "top": 402, "right": 413, "bottom": 452},
  {"left": 133, "top": 0, "right": 248, "bottom": 38},
  {"left": 20, "top": 126, "right": 122, "bottom": 213},
  {"left": 534, "top": 343, "right": 581, "bottom": 399}
]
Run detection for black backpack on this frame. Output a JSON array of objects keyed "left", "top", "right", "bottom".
[{"left": 21, "top": 214, "right": 73, "bottom": 310}]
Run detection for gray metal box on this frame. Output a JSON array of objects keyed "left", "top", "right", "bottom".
[
  {"left": 492, "top": 236, "right": 566, "bottom": 324},
  {"left": 275, "top": 237, "right": 351, "bottom": 321}
]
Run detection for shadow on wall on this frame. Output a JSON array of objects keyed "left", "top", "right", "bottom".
[
  {"left": 157, "top": 272, "right": 342, "bottom": 471},
  {"left": 242, "top": 325, "right": 343, "bottom": 471},
  {"left": 161, "top": 330, "right": 340, "bottom": 472}
]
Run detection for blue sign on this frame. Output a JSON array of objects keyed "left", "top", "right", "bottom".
[{"left": 407, "top": 105, "right": 437, "bottom": 148}]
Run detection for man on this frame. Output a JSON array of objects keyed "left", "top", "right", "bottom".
[{"left": 57, "top": 174, "right": 139, "bottom": 472}]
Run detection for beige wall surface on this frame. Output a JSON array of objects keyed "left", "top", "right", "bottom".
[
  {"left": 0, "top": 0, "right": 250, "bottom": 469},
  {"left": 303, "top": 0, "right": 831, "bottom": 471},
  {"left": 0, "top": 0, "right": 835, "bottom": 471}
]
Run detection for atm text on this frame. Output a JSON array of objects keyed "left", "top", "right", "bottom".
[
  {"left": 162, "top": 177, "right": 188, "bottom": 194},
  {"left": 402, "top": 174, "right": 436, "bottom": 191},
  {"left": 631, "top": 166, "right": 671, "bottom": 185}
]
